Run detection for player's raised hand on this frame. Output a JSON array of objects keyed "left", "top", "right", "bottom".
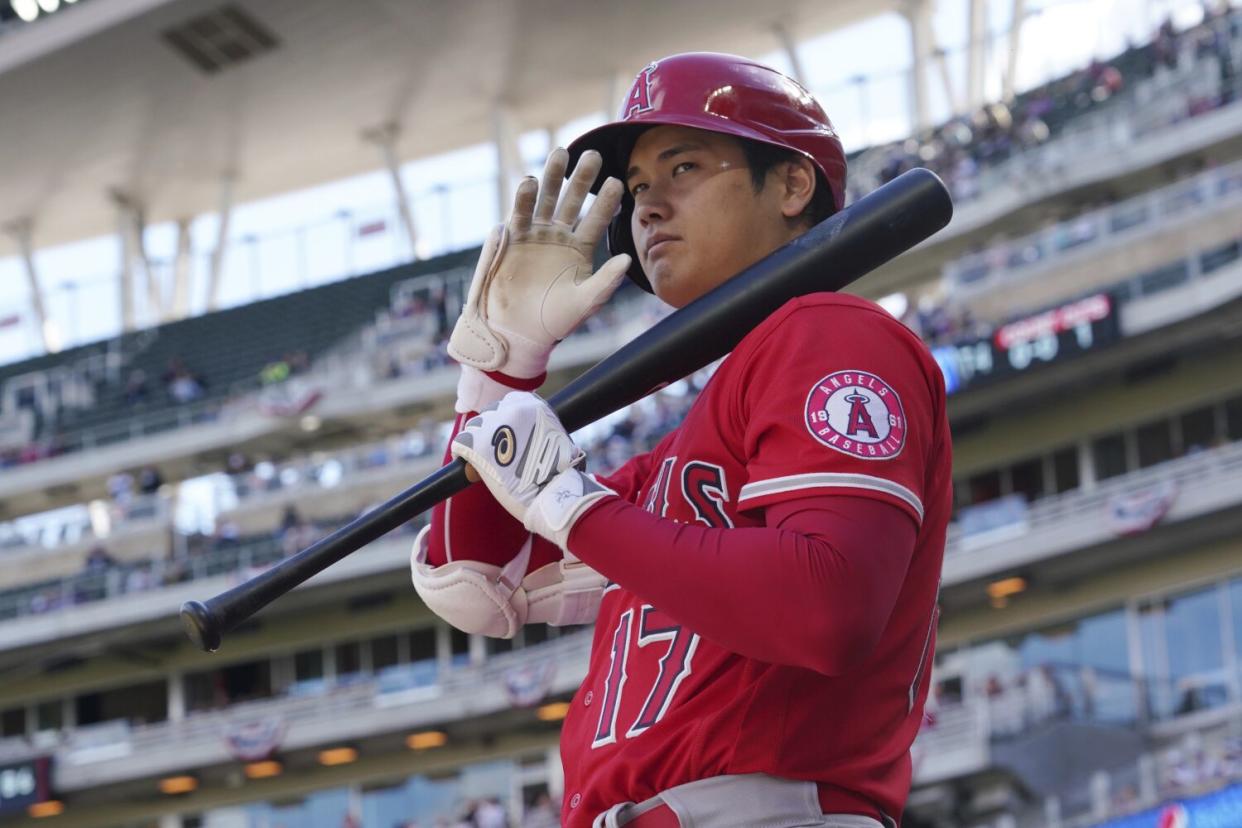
[{"left": 448, "top": 148, "right": 631, "bottom": 385}]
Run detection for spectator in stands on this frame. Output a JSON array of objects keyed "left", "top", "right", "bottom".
[
  {"left": 213, "top": 520, "right": 241, "bottom": 549},
  {"left": 125, "top": 564, "right": 155, "bottom": 594},
  {"left": 260, "top": 358, "right": 291, "bottom": 386},
  {"left": 83, "top": 544, "right": 115, "bottom": 573},
  {"left": 137, "top": 465, "right": 163, "bottom": 495},
  {"left": 279, "top": 505, "right": 302, "bottom": 535},
  {"left": 107, "top": 470, "right": 134, "bottom": 509},
  {"left": 277, "top": 506, "right": 316, "bottom": 556},
  {"left": 474, "top": 797, "right": 507, "bottom": 828},
  {"left": 123, "top": 369, "right": 149, "bottom": 405},
  {"left": 227, "top": 452, "right": 251, "bottom": 498},
  {"left": 522, "top": 792, "right": 559, "bottom": 828},
  {"left": 163, "top": 356, "right": 205, "bottom": 403}
]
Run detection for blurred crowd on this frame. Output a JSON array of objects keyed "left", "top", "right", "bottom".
[
  {"left": 854, "top": 2, "right": 1242, "bottom": 203},
  {"left": 1, "top": 502, "right": 426, "bottom": 622},
  {"left": 8, "top": 3, "right": 1242, "bottom": 475}
]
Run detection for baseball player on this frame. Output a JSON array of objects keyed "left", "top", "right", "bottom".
[{"left": 411, "top": 52, "right": 951, "bottom": 828}]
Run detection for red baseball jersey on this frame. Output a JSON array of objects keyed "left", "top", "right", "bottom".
[{"left": 557, "top": 293, "right": 952, "bottom": 826}]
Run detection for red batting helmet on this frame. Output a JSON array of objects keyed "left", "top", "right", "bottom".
[{"left": 567, "top": 52, "right": 847, "bottom": 293}]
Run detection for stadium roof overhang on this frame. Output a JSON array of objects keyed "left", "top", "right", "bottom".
[{"left": 0, "top": 0, "right": 889, "bottom": 257}]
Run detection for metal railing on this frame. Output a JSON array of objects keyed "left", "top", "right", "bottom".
[
  {"left": 0, "top": 492, "right": 169, "bottom": 556},
  {"left": 0, "top": 630, "right": 592, "bottom": 769},
  {"left": 945, "top": 158, "right": 1242, "bottom": 295},
  {"left": 0, "top": 515, "right": 423, "bottom": 623},
  {"left": 946, "top": 438, "right": 1242, "bottom": 556},
  {"left": 963, "top": 53, "right": 1241, "bottom": 204}
]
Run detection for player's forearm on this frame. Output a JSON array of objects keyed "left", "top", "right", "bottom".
[{"left": 567, "top": 496, "right": 916, "bottom": 675}]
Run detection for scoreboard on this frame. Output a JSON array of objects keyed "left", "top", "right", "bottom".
[
  {"left": 933, "top": 293, "right": 1121, "bottom": 395},
  {"left": 0, "top": 757, "right": 51, "bottom": 816}
]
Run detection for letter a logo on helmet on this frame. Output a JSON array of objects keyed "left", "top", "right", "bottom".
[
  {"left": 622, "top": 63, "right": 658, "bottom": 119},
  {"left": 567, "top": 52, "right": 848, "bottom": 293}
]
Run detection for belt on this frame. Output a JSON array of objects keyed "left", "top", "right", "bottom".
[{"left": 623, "top": 784, "right": 876, "bottom": 827}]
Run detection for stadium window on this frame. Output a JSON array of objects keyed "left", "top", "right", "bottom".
[
  {"left": 1051, "top": 446, "right": 1080, "bottom": 494},
  {"left": 294, "top": 648, "right": 324, "bottom": 682},
  {"left": 1230, "top": 578, "right": 1242, "bottom": 665},
  {"left": 1006, "top": 240, "right": 1044, "bottom": 269},
  {"left": 185, "top": 662, "right": 271, "bottom": 712},
  {"left": 408, "top": 627, "right": 436, "bottom": 663},
  {"left": 524, "top": 624, "right": 551, "bottom": 646},
  {"left": 335, "top": 642, "right": 363, "bottom": 678},
  {"left": 1136, "top": 418, "right": 1175, "bottom": 468},
  {"left": 0, "top": 707, "right": 25, "bottom": 738},
  {"left": 1137, "top": 261, "right": 1190, "bottom": 296},
  {"left": 966, "top": 469, "right": 1003, "bottom": 506},
  {"left": 450, "top": 627, "right": 470, "bottom": 666},
  {"left": 1199, "top": 240, "right": 1241, "bottom": 276},
  {"left": 1225, "top": 394, "right": 1242, "bottom": 442},
  {"left": 35, "top": 700, "right": 62, "bottom": 733},
  {"left": 1109, "top": 203, "right": 1149, "bottom": 234},
  {"left": 1178, "top": 406, "right": 1217, "bottom": 454},
  {"left": 1009, "top": 457, "right": 1045, "bottom": 502},
  {"left": 1140, "top": 586, "right": 1228, "bottom": 719},
  {"left": 184, "top": 672, "right": 217, "bottom": 713},
  {"left": 222, "top": 662, "right": 271, "bottom": 705},
  {"left": 75, "top": 680, "right": 168, "bottom": 726},
  {"left": 1091, "top": 432, "right": 1129, "bottom": 480},
  {"left": 371, "top": 634, "right": 400, "bottom": 671},
  {"left": 1161, "top": 184, "right": 1205, "bottom": 215}
]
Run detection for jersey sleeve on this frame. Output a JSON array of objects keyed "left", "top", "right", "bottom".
[{"left": 733, "top": 300, "right": 943, "bottom": 528}]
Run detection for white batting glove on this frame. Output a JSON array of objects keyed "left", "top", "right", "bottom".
[
  {"left": 449, "top": 148, "right": 630, "bottom": 411},
  {"left": 450, "top": 392, "right": 616, "bottom": 552}
]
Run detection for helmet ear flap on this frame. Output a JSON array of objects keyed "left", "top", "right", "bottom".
[{"left": 608, "top": 201, "right": 653, "bottom": 293}]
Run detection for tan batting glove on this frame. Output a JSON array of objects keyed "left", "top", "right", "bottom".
[{"left": 449, "top": 148, "right": 630, "bottom": 389}]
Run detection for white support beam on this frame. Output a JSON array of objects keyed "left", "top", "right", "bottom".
[
  {"left": 493, "top": 104, "right": 524, "bottom": 222},
  {"left": 170, "top": 218, "right": 192, "bottom": 319},
  {"left": 935, "top": 47, "right": 964, "bottom": 116},
  {"left": 903, "top": 0, "right": 935, "bottom": 133},
  {"left": 167, "top": 672, "right": 186, "bottom": 723},
  {"left": 113, "top": 191, "right": 160, "bottom": 327},
  {"left": 1003, "top": 0, "right": 1027, "bottom": 101},
  {"left": 967, "top": 0, "right": 988, "bottom": 109},
  {"left": 135, "top": 206, "right": 161, "bottom": 321},
  {"left": 112, "top": 197, "right": 137, "bottom": 333},
  {"left": 206, "top": 173, "right": 235, "bottom": 312},
  {"left": 5, "top": 218, "right": 56, "bottom": 353},
  {"left": 364, "top": 123, "right": 419, "bottom": 260},
  {"left": 772, "top": 21, "right": 807, "bottom": 85}
]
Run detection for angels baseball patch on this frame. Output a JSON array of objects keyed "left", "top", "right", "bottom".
[{"left": 803, "top": 370, "right": 906, "bottom": 460}]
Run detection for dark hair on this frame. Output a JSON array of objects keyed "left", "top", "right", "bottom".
[{"left": 739, "top": 139, "right": 837, "bottom": 227}]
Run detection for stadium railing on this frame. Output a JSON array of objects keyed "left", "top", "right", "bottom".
[
  {"left": 0, "top": 629, "right": 592, "bottom": 789},
  {"left": 943, "top": 438, "right": 1242, "bottom": 586},
  {"left": 945, "top": 159, "right": 1242, "bottom": 298}
]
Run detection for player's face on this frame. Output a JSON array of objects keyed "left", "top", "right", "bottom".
[{"left": 626, "top": 125, "right": 814, "bottom": 308}]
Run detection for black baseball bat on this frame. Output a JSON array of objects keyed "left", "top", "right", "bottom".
[{"left": 181, "top": 168, "right": 953, "bottom": 652}]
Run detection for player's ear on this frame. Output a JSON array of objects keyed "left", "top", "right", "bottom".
[{"left": 778, "top": 157, "right": 816, "bottom": 221}]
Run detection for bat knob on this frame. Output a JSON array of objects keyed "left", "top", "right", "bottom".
[{"left": 181, "top": 600, "right": 222, "bottom": 653}]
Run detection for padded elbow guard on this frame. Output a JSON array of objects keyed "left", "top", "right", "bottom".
[{"left": 409, "top": 525, "right": 606, "bottom": 639}]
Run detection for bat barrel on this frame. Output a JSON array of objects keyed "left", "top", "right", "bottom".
[{"left": 180, "top": 460, "right": 474, "bottom": 652}]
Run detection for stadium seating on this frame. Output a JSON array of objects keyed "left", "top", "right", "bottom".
[{"left": 0, "top": 249, "right": 476, "bottom": 458}]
